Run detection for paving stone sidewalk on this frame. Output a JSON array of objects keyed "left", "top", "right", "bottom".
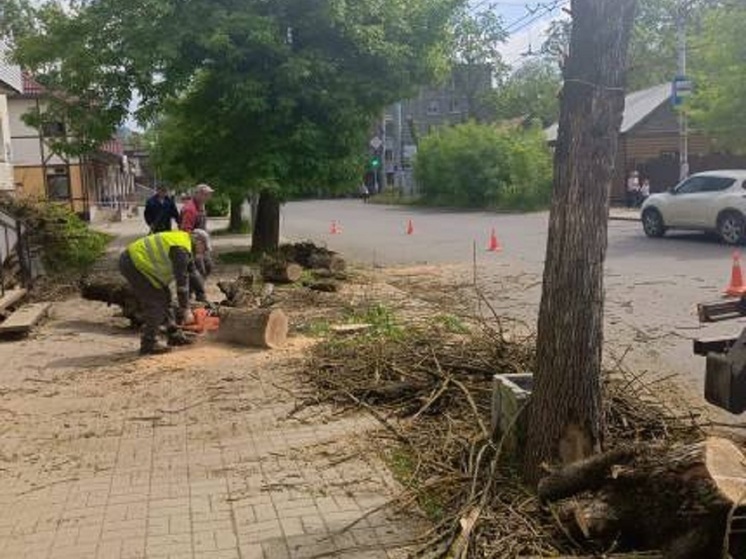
[{"left": 0, "top": 299, "right": 422, "bottom": 559}]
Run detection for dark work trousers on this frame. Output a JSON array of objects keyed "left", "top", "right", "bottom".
[{"left": 119, "top": 251, "right": 175, "bottom": 347}]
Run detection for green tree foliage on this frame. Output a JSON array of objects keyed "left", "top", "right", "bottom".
[
  {"left": 449, "top": 7, "right": 507, "bottom": 120},
  {"left": 689, "top": 4, "right": 746, "bottom": 152},
  {"left": 414, "top": 122, "right": 552, "bottom": 210},
  {"left": 489, "top": 59, "right": 561, "bottom": 127},
  {"left": 540, "top": 0, "right": 719, "bottom": 91},
  {"left": 14, "top": 0, "right": 461, "bottom": 249}
]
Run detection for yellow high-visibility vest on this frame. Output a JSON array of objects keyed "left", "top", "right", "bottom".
[{"left": 127, "top": 231, "right": 192, "bottom": 287}]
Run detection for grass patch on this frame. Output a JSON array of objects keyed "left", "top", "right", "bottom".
[
  {"left": 212, "top": 220, "right": 252, "bottom": 236},
  {"left": 385, "top": 447, "right": 444, "bottom": 521},
  {"left": 216, "top": 250, "right": 261, "bottom": 265},
  {"left": 344, "top": 303, "right": 403, "bottom": 340},
  {"left": 369, "top": 190, "right": 422, "bottom": 206},
  {"left": 433, "top": 313, "right": 469, "bottom": 334}
]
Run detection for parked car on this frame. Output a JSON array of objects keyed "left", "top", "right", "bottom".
[{"left": 641, "top": 170, "right": 746, "bottom": 244}]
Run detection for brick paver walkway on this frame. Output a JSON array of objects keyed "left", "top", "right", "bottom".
[{"left": 0, "top": 298, "right": 420, "bottom": 559}]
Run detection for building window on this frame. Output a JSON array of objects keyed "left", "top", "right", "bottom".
[
  {"left": 427, "top": 101, "right": 440, "bottom": 115},
  {"left": 42, "top": 121, "right": 66, "bottom": 138},
  {"left": 449, "top": 99, "right": 460, "bottom": 113},
  {"left": 47, "top": 168, "right": 71, "bottom": 201}
]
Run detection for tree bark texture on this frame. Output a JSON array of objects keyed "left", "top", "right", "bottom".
[
  {"left": 542, "top": 438, "right": 746, "bottom": 559},
  {"left": 228, "top": 191, "right": 245, "bottom": 233},
  {"left": 217, "top": 307, "right": 288, "bottom": 349},
  {"left": 525, "top": 0, "right": 638, "bottom": 484},
  {"left": 251, "top": 190, "right": 280, "bottom": 254}
]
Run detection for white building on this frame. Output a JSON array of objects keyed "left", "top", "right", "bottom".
[{"left": 0, "top": 41, "right": 22, "bottom": 192}]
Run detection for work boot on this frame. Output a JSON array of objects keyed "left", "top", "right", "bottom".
[
  {"left": 140, "top": 340, "right": 172, "bottom": 356},
  {"left": 167, "top": 330, "right": 196, "bottom": 347}
]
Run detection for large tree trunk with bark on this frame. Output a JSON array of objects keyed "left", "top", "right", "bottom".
[
  {"left": 228, "top": 191, "right": 245, "bottom": 233},
  {"left": 524, "top": 0, "right": 638, "bottom": 484},
  {"left": 251, "top": 190, "right": 280, "bottom": 255}
]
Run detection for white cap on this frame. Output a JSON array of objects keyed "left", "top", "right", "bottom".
[{"left": 194, "top": 183, "right": 214, "bottom": 194}]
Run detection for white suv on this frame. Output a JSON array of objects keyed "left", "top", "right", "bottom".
[{"left": 641, "top": 170, "right": 746, "bottom": 245}]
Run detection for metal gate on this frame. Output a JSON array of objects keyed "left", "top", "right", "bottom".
[{"left": 0, "top": 209, "right": 33, "bottom": 297}]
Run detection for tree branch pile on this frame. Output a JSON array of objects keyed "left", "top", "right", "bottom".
[{"left": 304, "top": 319, "right": 708, "bottom": 558}]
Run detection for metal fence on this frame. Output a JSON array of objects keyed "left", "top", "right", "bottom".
[{"left": 0, "top": 209, "right": 33, "bottom": 297}]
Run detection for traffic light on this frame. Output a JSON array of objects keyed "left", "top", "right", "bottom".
[{"left": 371, "top": 156, "right": 381, "bottom": 169}]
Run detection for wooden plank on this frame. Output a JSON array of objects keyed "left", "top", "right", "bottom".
[
  {"left": 0, "top": 303, "right": 51, "bottom": 334},
  {"left": 693, "top": 337, "right": 738, "bottom": 356},
  {"left": 0, "top": 288, "right": 27, "bottom": 313},
  {"left": 698, "top": 299, "right": 744, "bottom": 323}
]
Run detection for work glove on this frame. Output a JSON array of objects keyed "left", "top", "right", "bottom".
[{"left": 176, "top": 307, "right": 195, "bottom": 325}]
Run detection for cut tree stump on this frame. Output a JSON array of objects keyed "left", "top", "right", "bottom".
[
  {"left": 217, "top": 307, "right": 288, "bottom": 349},
  {"left": 261, "top": 260, "right": 303, "bottom": 284},
  {"left": 540, "top": 437, "right": 746, "bottom": 558}
]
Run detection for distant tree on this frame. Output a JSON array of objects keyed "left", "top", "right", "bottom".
[
  {"left": 541, "top": 0, "right": 718, "bottom": 91},
  {"left": 689, "top": 4, "right": 746, "bottom": 152},
  {"left": 449, "top": 7, "right": 508, "bottom": 120},
  {"left": 415, "top": 122, "right": 552, "bottom": 210},
  {"left": 490, "top": 59, "right": 561, "bottom": 127},
  {"left": 0, "top": 0, "right": 36, "bottom": 41}
]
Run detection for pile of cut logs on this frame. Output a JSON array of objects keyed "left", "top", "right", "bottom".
[{"left": 80, "top": 242, "right": 346, "bottom": 349}]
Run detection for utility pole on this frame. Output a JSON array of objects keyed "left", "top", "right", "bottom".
[
  {"left": 677, "top": 2, "right": 690, "bottom": 180},
  {"left": 395, "top": 102, "right": 403, "bottom": 192}
]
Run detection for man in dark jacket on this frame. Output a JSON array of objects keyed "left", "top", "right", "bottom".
[{"left": 144, "top": 186, "right": 180, "bottom": 233}]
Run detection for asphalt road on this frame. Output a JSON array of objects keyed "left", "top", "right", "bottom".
[{"left": 281, "top": 199, "right": 746, "bottom": 415}]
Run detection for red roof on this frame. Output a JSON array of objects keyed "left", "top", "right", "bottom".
[
  {"left": 99, "top": 138, "right": 124, "bottom": 156},
  {"left": 21, "top": 72, "right": 45, "bottom": 96}
]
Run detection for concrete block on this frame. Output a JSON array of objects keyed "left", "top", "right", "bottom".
[{"left": 491, "top": 373, "right": 532, "bottom": 456}]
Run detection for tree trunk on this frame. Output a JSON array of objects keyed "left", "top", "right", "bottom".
[
  {"left": 217, "top": 307, "right": 288, "bottom": 348},
  {"left": 524, "top": 0, "right": 638, "bottom": 484},
  {"left": 251, "top": 190, "right": 280, "bottom": 254},
  {"left": 228, "top": 191, "right": 245, "bottom": 233}
]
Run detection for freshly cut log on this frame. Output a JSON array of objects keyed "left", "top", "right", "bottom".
[
  {"left": 261, "top": 260, "right": 303, "bottom": 284},
  {"left": 217, "top": 307, "right": 288, "bottom": 349},
  {"left": 541, "top": 437, "right": 746, "bottom": 558}
]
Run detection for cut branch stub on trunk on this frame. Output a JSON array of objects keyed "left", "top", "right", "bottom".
[
  {"left": 217, "top": 307, "right": 288, "bottom": 349},
  {"left": 541, "top": 437, "right": 746, "bottom": 558}
]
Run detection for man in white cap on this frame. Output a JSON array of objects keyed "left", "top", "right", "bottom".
[{"left": 180, "top": 183, "right": 214, "bottom": 233}]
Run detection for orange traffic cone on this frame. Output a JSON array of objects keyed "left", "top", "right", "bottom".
[
  {"left": 406, "top": 219, "right": 414, "bottom": 235},
  {"left": 330, "top": 220, "right": 341, "bottom": 235},
  {"left": 487, "top": 228, "right": 502, "bottom": 252},
  {"left": 726, "top": 251, "right": 746, "bottom": 296}
]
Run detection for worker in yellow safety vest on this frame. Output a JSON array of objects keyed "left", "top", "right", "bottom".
[{"left": 119, "top": 230, "right": 197, "bottom": 355}]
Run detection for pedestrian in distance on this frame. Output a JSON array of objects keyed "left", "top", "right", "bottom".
[
  {"left": 639, "top": 178, "right": 651, "bottom": 207},
  {"left": 359, "top": 182, "right": 370, "bottom": 203},
  {"left": 144, "top": 185, "right": 179, "bottom": 233},
  {"left": 118, "top": 230, "right": 197, "bottom": 355},
  {"left": 180, "top": 183, "right": 214, "bottom": 232},
  {"left": 626, "top": 170, "right": 640, "bottom": 208}
]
